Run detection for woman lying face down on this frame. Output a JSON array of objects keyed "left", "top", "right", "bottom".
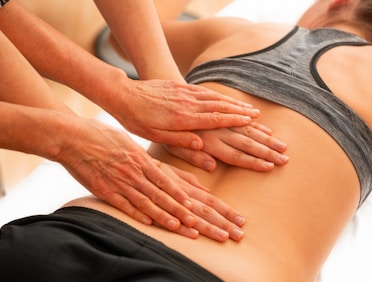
[{"left": 1, "top": 0, "right": 372, "bottom": 281}]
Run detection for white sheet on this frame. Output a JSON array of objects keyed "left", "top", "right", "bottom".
[{"left": 1, "top": 1, "right": 371, "bottom": 281}]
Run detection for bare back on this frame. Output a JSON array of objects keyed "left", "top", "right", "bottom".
[{"left": 66, "top": 22, "right": 372, "bottom": 281}]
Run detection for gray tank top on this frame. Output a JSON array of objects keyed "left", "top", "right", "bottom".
[{"left": 185, "top": 26, "right": 372, "bottom": 207}]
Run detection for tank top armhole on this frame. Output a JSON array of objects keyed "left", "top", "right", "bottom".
[
  {"left": 228, "top": 26, "right": 300, "bottom": 59},
  {"left": 311, "top": 42, "right": 372, "bottom": 92}
]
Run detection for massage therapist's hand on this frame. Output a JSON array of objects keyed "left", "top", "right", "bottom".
[
  {"left": 55, "top": 117, "right": 243, "bottom": 240},
  {"left": 164, "top": 122, "right": 289, "bottom": 171},
  {"left": 108, "top": 78, "right": 257, "bottom": 150},
  {"left": 157, "top": 162, "right": 245, "bottom": 242}
]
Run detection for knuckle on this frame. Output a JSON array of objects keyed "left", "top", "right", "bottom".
[
  {"left": 150, "top": 189, "right": 168, "bottom": 204},
  {"left": 175, "top": 132, "right": 188, "bottom": 147},
  {"left": 241, "top": 138, "right": 255, "bottom": 150},
  {"left": 210, "top": 112, "right": 223, "bottom": 125},
  {"left": 152, "top": 174, "right": 170, "bottom": 189},
  {"left": 203, "top": 224, "right": 216, "bottom": 235},
  {"left": 198, "top": 204, "right": 213, "bottom": 217},
  {"left": 216, "top": 101, "right": 228, "bottom": 112},
  {"left": 136, "top": 196, "right": 152, "bottom": 210},
  {"left": 229, "top": 149, "right": 245, "bottom": 164},
  {"left": 242, "top": 126, "right": 254, "bottom": 136},
  {"left": 114, "top": 197, "right": 131, "bottom": 213},
  {"left": 203, "top": 196, "right": 219, "bottom": 209}
]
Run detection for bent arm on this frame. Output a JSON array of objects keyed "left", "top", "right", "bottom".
[
  {"left": 94, "top": 0, "right": 185, "bottom": 81},
  {"left": 0, "top": 0, "right": 130, "bottom": 110},
  {"left": 0, "top": 1, "right": 255, "bottom": 146},
  {"left": 0, "top": 30, "right": 73, "bottom": 114},
  {"left": 0, "top": 102, "right": 77, "bottom": 161}
]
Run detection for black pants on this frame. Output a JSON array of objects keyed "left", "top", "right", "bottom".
[{"left": 0, "top": 207, "right": 222, "bottom": 282}]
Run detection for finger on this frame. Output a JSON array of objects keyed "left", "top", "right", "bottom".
[
  {"left": 201, "top": 136, "right": 277, "bottom": 171},
  {"left": 116, "top": 181, "right": 196, "bottom": 231},
  {"left": 140, "top": 162, "right": 208, "bottom": 228},
  {"left": 167, "top": 164, "right": 210, "bottom": 191},
  {"left": 149, "top": 129, "right": 204, "bottom": 150},
  {"left": 198, "top": 127, "right": 289, "bottom": 169},
  {"left": 105, "top": 160, "right": 196, "bottom": 230},
  {"left": 183, "top": 184, "right": 246, "bottom": 238},
  {"left": 164, "top": 144, "right": 217, "bottom": 172},
  {"left": 145, "top": 184, "right": 198, "bottom": 228},
  {"left": 191, "top": 218, "right": 230, "bottom": 242},
  {"left": 188, "top": 202, "right": 244, "bottom": 242},
  {"left": 100, "top": 192, "right": 153, "bottom": 225},
  {"left": 187, "top": 191, "right": 246, "bottom": 228},
  {"left": 153, "top": 161, "right": 245, "bottom": 241},
  {"left": 249, "top": 121, "right": 273, "bottom": 135},
  {"left": 152, "top": 158, "right": 208, "bottom": 190},
  {"left": 195, "top": 99, "right": 260, "bottom": 116},
  {"left": 171, "top": 226, "right": 200, "bottom": 240},
  {"left": 142, "top": 161, "right": 193, "bottom": 207},
  {"left": 180, "top": 111, "right": 255, "bottom": 130},
  {"left": 130, "top": 180, "right": 197, "bottom": 229},
  {"left": 153, "top": 221, "right": 200, "bottom": 240},
  {"left": 231, "top": 126, "right": 288, "bottom": 155},
  {"left": 185, "top": 84, "right": 254, "bottom": 108}
]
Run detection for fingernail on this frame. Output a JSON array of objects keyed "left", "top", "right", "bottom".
[
  {"left": 231, "top": 229, "right": 244, "bottom": 241},
  {"left": 183, "top": 215, "right": 195, "bottom": 227},
  {"left": 203, "top": 161, "right": 215, "bottom": 171},
  {"left": 141, "top": 216, "right": 152, "bottom": 225},
  {"left": 263, "top": 161, "right": 275, "bottom": 169},
  {"left": 216, "top": 229, "right": 229, "bottom": 241},
  {"left": 188, "top": 228, "right": 199, "bottom": 239},
  {"left": 167, "top": 219, "right": 180, "bottom": 230},
  {"left": 183, "top": 199, "right": 193, "bottom": 209},
  {"left": 243, "top": 116, "right": 251, "bottom": 123},
  {"left": 235, "top": 215, "right": 246, "bottom": 226},
  {"left": 250, "top": 109, "right": 260, "bottom": 117},
  {"left": 191, "top": 140, "right": 202, "bottom": 150},
  {"left": 278, "top": 155, "right": 289, "bottom": 164},
  {"left": 275, "top": 141, "right": 287, "bottom": 151}
]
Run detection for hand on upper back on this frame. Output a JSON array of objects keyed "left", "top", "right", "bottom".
[
  {"left": 56, "top": 117, "right": 244, "bottom": 241},
  {"left": 164, "top": 122, "right": 289, "bottom": 171},
  {"left": 115, "top": 79, "right": 259, "bottom": 150}
]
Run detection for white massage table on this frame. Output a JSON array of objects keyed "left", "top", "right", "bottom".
[{"left": 1, "top": 1, "right": 372, "bottom": 281}]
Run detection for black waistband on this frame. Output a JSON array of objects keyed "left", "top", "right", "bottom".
[{"left": 1, "top": 206, "right": 222, "bottom": 282}]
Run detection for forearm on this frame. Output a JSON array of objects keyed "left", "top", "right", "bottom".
[
  {"left": 94, "top": 0, "right": 184, "bottom": 81},
  {"left": 0, "top": 29, "right": 73, "bottom": 114},
  {"left": 0, "top": 0, "right": 130, "bottom": 110},
  {"left": 0, "top": 102, "right": 76, "bottom": 161}
]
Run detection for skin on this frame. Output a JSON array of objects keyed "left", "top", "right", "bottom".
[
  {"left": 0, "top": 29, "right": 248, "bottom": 241},
  {"left": 0, "top": 0, "right": 288, "bottom": 237},
  {"left": 65, "top": 0, "right": 372, "bottom": 280},
  {"left": 101, "top": 0, "right": 290, "bottom": 171}
]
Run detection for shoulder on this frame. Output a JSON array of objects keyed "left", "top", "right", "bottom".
[{"left": 321, "top": 44, "right": 372, "bottom": 126}]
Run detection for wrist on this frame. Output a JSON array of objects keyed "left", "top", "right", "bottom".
[
  {"left": 40, "top": 113, "right": 82, "bottom": 162},
  {"left": 88, "top": 65, "right": 131, "bottom": 111}
]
